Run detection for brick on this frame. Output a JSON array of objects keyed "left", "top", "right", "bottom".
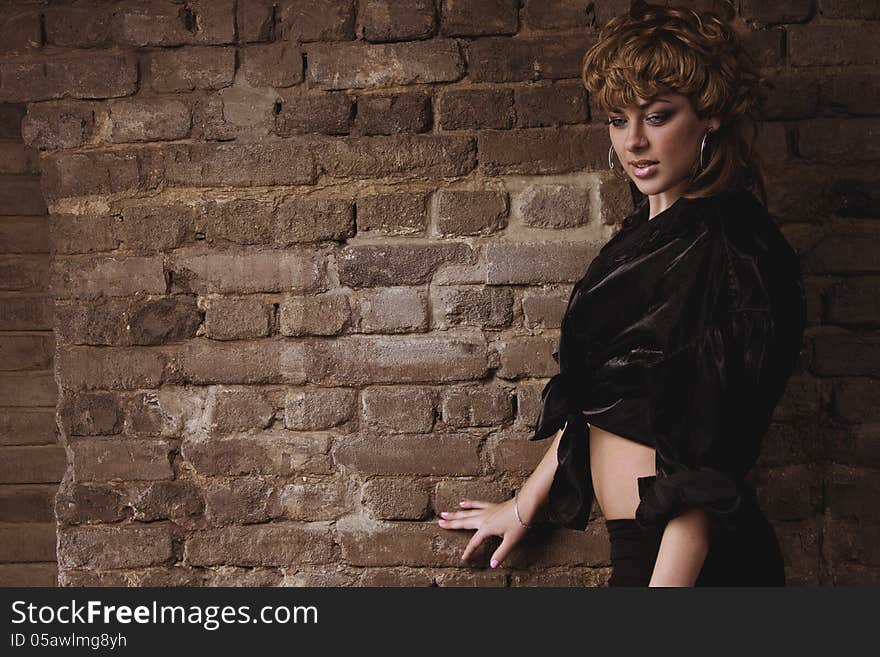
[
  {"left": 818, "top": 0, "right": 880, "bottom": 19},
  {"left": 133, "top": 568, "right": 209, "bottom": 587},
  {"left": 338, "top": 518, "right": 465, "bottom": 567},
  {"left": 337, "top": 242, "right": 473, "bottom": 287},
  {"left": 183, "top": 431, "right": 332, "bottom": 476},
  {"left": 169, "top": 340, "right": 307, "bottom": 385},
  {"left": 55, "top": 482, "right": 129, "bottom": 524},
  {"left": 0, "top": 7, "right": 41, "bottom": 53},
  {"left": 486, "top": 241, "right": 595, "bottom": 284},
  {"left": 826, "top": 278, "right": 880, "bottom": 327},
  {"left": 467, "top": 35, "right": 592, "bottom": 83},
  {"left": 0, "top": 255, "right": 48, "bottom": 292},
  {"left": 207, "top": 568, "right": 282, "bottom": 586},
  {"left": 119, "top": 203, "right": 198, "bottom": 253},
  {"left": 40, "top": 149, "right": 147, "bottom": 201},
  {"left": 739, "top": 26, "right": 784, "bottom": 68},
  {"left": 478, "top": 125, "right": 605, "bottom": 175},
  {"left": 308, "top": 333, "right": 488, "bottom": 385},
  {"left": 147, "top": 47, "right": 236, "bottom": 92},
  {"left": 58, "top": 524, "right": 174, "bottom": 569},
  {"left": 362, "top": 477, "right": 430, "bottom": 520},
  {"left": 58, "top": 569, "right": 130, "bottom": 586},
  {"left": 432, "top": 286, "right": 514, "bottom": 329},
  {"left": 108, "top": 96, "right": 192, "bottom": 143},
  {"left": 440, "top": 384, "right": 514, "bottom": 428},
  {"left": 279, "top": 294, "right": 352, "bottom": 336},
  {"left": 798, "top": 118, "right": 880, "bottom": 163},
  {"left": 433, "top": 479, "right": 510, "bottom": 516},
  {"left": 274, "top": 90, "right": 353, "bottom": 136},
  {"left": 833, "top": 378, "right": 880, "bottom": 423},
  {"left": 361, "top": 386, "right": 435, "bottom": 433},
  {"left": 813, "top": 333, "right": 880, "bottom": 377},
  {"left": 0, "top": 484, "right": 58, "bottom": 522},
  {"left": 123, "top": 388, "right": 209, "bottom": 438},
  {"left": 203, "top": 297, "right": 273, "bottom": 340},
  {"left": 0, "top": 217, "right": 48, "bottom": 253},
  {"left": 276, "top": 0, "right": 356, "bottom": 41},
  {"left": 0, "top": 523, "right": 55, "bottom": 562},
  {"left": 56, "top": 346, "right": 166, "bottom": 391},
  {"left": 193, "top": 86, "right": 279, "bottom": 140},
  {"left": 827, "top": 464, "right": 880, "bottom": 521},
  {"left": 596, "top": 169, "right": 642, "bottom": 231},
  {"left": 20, "top": 101, "right": 97, "bottom": 150},
  {"left": 516, "top": 185, "right": 592, "bottom": 228},
  {"left": 0, "top": 175, "right": 46, "bottom": 215},
  {"left": 0, "top": 445, "right": 66, "bottom": 484},
  {"left": 0, "top": 142, "right": 39, "bottom": 175},
  {"left": 355, "top": 92, "right": 432, "bottom": 135},
  {"left": 272, "top": 480, "right": 352, "bottom": 521},
  {"left": 823, "top": 516, "right": 880, "bottom": 567},
  {"left": 197, "top": 198, "right": 275, "bottom": 245},
  {"left": 438, "top": 87, "right": 515, "bottom": 130},
  {"left": 43, "top": 5, "right": 112, "bottom": 47},
  {"left": 237, "top": 0, "right": 275, "bottom": 42},
  {"left": 0, "top": 334, "right": 53, "bottom": 371},
  {"left": 185, "top": 523, "right": 337, "bottom": 566},
  {"left": 334, "top": 433, "right": 482, "bottom": 476},
  {"left": 58, "top": 391, "right": 123, "bottom": 436},
  {"left": 741, "top": 0, "right": 812, "bottom": 23},
  {"left": 522, "top": 0, "right": 594, "bottom": 29},
  {"left": 351, "top": 287, "right": 428, "bottom": 333},
  {"left": 762, "top": 72, "right": 821, "bottom": 121},
  {"left": 0, "top": 50, "right": 137, "bottom": 103},
  {"left": 168, "top": 250, "right": 325, "bottom": 295},
  {"left": 497, "top": 335, "right": 558, "bottom": 379},
  {"left": 357, "top": 568, "right": 432, "bottom": 587},
  {"left": 115, "top": 0, "right": 235, "bottom": 46},
  {"left": 283, "top": 387, "right": 357, "bottom": 430},
  {"left": 306, "top": 39, "right": 464, "bottom": 90},
  {"left": 788, "top": 24, "right": 880, "bottom": 66},
  {"left": 805, "top": 235, "right": 880, "bottom": 275},
  {"left": 515, "top": 380, "right": 548, "bottom": 431},
  {"left": 131, "top": 480, "right": 205, "bottom": 521},
  {"left": 0, "top": 409, "right": 56, "bottom": 446},
  {"left": 0, "top": 372, "right": 56, "bottom": 407},
  {"left": 240, "top": 42, "right": 303, "bottom": 87},
  {"left": 492, "top": 428, "right": 555, "bottom": 475},
  {"left": 312, "top": 133, "right": 475, "bottom": 179},
  {"left": 0, "top": 104, "right": 25, "bottom": 139},
  {"left": 821, "top": 73, "right": 880, "bottom": 119},
  {"left": 361, "top": 0, "right": 435, "bottom": 42},
  {"left": 204, "top": 387, "right": 275, "bottom": 433},
  {"left": 203, "top": 477, "right": 273, "bottom": 524},
  {"left": 163, "top": 140, "right": 316, "bottom": 187},
  {"left": 436, "top": 189, "right": 507, "bottom": 236},
  {"left": 755, "top": 464, "right": 822, "bottom": 521},
  {"left": 434, "top": 570, "right": 507, "bottom": 587},
  {"left": 515, "top": 81, "right": 589, "bottom": 128},
  {"left": 72, "top": 438, "right": 176, "bottom": 482},
  {"left": 511, "top": 569, "right": 608, "bottom": 587},
  {"left": 0, "top": 563, "right": 57, "bottom": 587},
  {"left": 274, "top": 197, "right": 355, "bottom": 244},
  {"left": 440, "top": 0, "right": 517, "bottom": 36},
  {"left": 521, "top": 287, "right": 569, "bottom": 328},
  {"left": 828, "top": 178, "right": 880, "bottom": 218},
  {"left": 355, "top": 192, "right": 428, "bottom": 235},
  {"left": 51, "top": 255, "right": 165, "bottom": 299}
]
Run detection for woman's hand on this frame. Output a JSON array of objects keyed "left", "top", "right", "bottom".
[{"left": 437, "top": 498, "right": 531, "bottom": 568}]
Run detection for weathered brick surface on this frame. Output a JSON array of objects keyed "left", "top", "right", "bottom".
[{"left": 0, "top": 0, "right": 871, "bottom": 586}]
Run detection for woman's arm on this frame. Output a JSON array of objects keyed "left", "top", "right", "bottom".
[
  {"left": 515, "top": 424, "right": 566, "bottom": 525},
  {"left": 648, "top": 507, "right": 711, "bottom": 587}
]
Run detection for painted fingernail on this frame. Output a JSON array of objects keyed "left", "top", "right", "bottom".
[
  {"left": 440, "top": 512, "right": 448, "bottom": 517},
  {"left": 490, "top": 559, "right": 498, "bottom": 568}
]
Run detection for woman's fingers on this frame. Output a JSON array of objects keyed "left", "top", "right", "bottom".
[
  {"left": 490, "top": 534, "right": 516, "bottom": 569},
  {"left": 460, "top": 529, "right": 487, "bottom": 562},
  {"left": 437, "top": 513, "right": 480, "bottom": 530},
  {"left": 458, "top": 499, "right": 491, "bottom": 509}
]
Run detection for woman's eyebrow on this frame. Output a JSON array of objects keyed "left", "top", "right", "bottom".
[{"left": 609, "top": 98, "right": 673, "bottom": 112}]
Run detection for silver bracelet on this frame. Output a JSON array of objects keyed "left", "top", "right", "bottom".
[{"left": 514, "top": 489, "right": 534, "bottom": 528}]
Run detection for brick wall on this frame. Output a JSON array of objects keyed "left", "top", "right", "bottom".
[
  {"left": 0, "top": 102, "right": 66, "bottom": 586},
  {"left": 0, "top": 0, "right": 877, "bottom": 586}
]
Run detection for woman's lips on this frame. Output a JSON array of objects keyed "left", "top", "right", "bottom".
[{"left": 631, "top": 162, "right": 658, "bottom": 178}]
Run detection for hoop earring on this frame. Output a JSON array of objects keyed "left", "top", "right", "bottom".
[
  {"left": 700, "top": 130, "right": 712, "bottom": 170},
  {"left": 608, "top": 144, "right": 616, "bottom": 170}
]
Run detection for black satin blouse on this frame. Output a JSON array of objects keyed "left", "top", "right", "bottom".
[{"left": 528, "top": 185, "right": 807, "bottom": 533}]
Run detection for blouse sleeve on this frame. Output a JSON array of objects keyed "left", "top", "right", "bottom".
[{"left": 635, "top": 306, "right": 777, "bottom": 534}]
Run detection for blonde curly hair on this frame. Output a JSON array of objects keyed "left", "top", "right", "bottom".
[{"left": 582, "top": 1, "right": 772, "bottom": 206}]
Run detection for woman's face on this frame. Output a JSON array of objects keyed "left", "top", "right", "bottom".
[{"left": 606, "top": 93, "right": 720, "bottom": 200}]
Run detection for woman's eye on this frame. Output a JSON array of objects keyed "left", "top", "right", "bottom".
[{"left": 605, "top": 114, "right": 669, "bottom": 128}]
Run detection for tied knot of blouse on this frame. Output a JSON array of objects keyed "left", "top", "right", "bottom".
[{"left": 529, "top": 186, "right": 807, "bottom": 533}]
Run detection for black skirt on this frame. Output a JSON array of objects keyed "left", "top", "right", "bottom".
[{"left": 605, "top": 496, "right": 786, "bottom": 587}]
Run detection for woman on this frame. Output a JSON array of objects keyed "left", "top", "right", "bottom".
[{"left": 437, "top": 2, "right": 806, "bottom": 587}]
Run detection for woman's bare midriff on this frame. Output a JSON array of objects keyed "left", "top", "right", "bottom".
[{"left": 588, "top": 422, "right": 656, "bottom": 520}]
